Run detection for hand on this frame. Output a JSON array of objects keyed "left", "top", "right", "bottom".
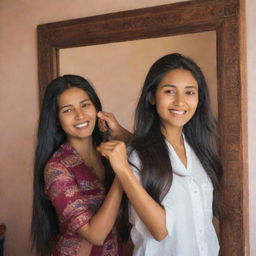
[
  {"left": 97, "top": 111, "right": 132, "bottom": 142},
  {"left": 97, "top": 111, "right": 119, "bottom": 134},
  {"left": 97, "top": 140, "right": 130, "bottom": 174}
]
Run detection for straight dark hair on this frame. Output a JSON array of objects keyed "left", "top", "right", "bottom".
[
  {"left": 130, "top": 53, "right": 222, "bottom": 216},
  {"left": 31, "top": 75, "right": 115, "bottom": 256}
]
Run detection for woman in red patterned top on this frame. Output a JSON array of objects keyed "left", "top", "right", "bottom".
[{"left": 31, "top": 75, "right": 131, "bottom": 256}]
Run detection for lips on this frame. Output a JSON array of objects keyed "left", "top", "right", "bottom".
[
  {"left": 169, "top": 109, "right": 187, "bottom": 115},
  {"left": 74, "top": 121, "right": 89, "bottom": 128}
]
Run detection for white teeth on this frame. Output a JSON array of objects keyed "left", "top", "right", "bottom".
[
  {"left": 75, "top": 121, "right": 89, "bottom": 128},
  {"left": 170, "top": 110, "right": 186, "bottom": 115}
]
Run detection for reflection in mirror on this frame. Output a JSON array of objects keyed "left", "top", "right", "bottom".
[{"left": 60, "top": 31, "right": 216, "bottom": 131}]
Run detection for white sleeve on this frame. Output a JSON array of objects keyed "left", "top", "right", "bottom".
[
  {"left": 128, "top": 150, "right": 175, "bottom": 238},
  {"left": 128, "top": 151, "right": 152, "bottom": 235},
  {"left": 128, "top": 149, "right": 141, "bottom": 176},
  {"left": 128, "top": 150, "right": 141, "bottom": 225},
  {"left": 161, "top": 192, "right": 175, "bottom": 237}
]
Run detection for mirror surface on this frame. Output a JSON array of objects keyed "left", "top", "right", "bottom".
[{"left": 60, "top": 31, "right": 216, "bottom": 130}]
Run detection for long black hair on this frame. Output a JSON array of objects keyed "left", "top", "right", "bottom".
[
  {"left": 31, "top": 75, "right": 115, "bottom": 256},
  {"left": 130, "top": 53, "right": 222, "bottom": 215}
]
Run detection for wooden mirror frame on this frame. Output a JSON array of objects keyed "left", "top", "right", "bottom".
[{"left": 37, "top": 0, "right": 248, "bottom": 255}]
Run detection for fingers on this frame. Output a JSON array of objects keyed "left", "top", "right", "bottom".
[
  {"left": 97, "top": 141, "right": 129, "bottom": 174},
  {"left": 97, "top": 140, "right": 125, "bottom": 158},
  {"left": 97, "top": 111, "right": 109, "bottom": 132},
  {"left": 98, "top": 118, "right": 108, "bottom": 132},
  {"left": 97, "top": 141, "right": 122, "bottom": 152},
  {"left": 97, "top": 111, "right": 115, "bottom": 132},
  {"left": 97, "top": 111, "right": 123, "bottom": 141},
  {"left": 98, "top": 112, "right": 118, "bottom": 128},
  {"left": 97, "top": 111, "right": 115, "bottom": 122}
]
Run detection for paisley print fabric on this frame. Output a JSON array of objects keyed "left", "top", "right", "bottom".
[{"left": 44, "top": 143, "right": 123, "bottom": 256}]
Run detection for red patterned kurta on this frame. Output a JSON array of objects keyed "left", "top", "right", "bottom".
[{"left": 44, "top": 143, "right": 123, "bottom": 256}]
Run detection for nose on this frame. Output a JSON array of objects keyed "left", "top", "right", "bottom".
[
  {"left": 74, "top": 108, "right": 84, "bottom": 120},
  {"left": 173, "top": 92, "right": 185, "bottom": 106}
]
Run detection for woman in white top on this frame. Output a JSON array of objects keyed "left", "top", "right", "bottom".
[{"left": 98, "top": 53, "right": 222, "bottom": 256}]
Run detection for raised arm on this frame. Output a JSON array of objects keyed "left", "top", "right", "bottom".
[
  {"left": 78, "top": 176, "right": 123, "bottom": 245},
  {"left": 45, "top": 163, "right": 123, "bottom": 246},
  {"left": 97, "top": 140, "right": 168, "bottom": 241}
]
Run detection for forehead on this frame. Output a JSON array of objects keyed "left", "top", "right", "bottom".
[
  {"left": 158, "top": 69, "right": 198, "bottom": 88},
  {"left": 58, "top": 87, "right": 89, "bottom": 105}
]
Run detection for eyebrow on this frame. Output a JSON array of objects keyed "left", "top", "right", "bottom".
[
  {"left": 80, "top": 99, "right": 91, "bottom": 103},
  {"left": 161, "top": 84, "right": 197, "bottom": 89},
  {"left": 59, "top": 98, "right": 90, "bottom": 110}
]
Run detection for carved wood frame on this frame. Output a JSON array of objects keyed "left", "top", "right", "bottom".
[{"left": 37, "top": 0, "right": 248, "bottom": 255}]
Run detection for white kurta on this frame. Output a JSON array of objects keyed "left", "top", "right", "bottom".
[{"left": 128, "top": 137, "right": 219, "bottom": 256}]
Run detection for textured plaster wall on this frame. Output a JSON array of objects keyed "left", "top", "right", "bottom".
[{"left": 0, "top": 0, "right": 255, "bottom": 255}]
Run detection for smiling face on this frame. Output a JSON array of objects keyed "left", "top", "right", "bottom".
[
  {"left": 152, "top": 68, "right": 199, "bottom": 132},
  {"left": 57, "top": 87, "right": 97, "bottom": 146}
]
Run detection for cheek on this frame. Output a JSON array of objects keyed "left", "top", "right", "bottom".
[
  {"left": 155, "top": 101, "right": 166, "bottom": 115},
  {"left": 189, "top": 97, "right": 199, "bottom": 110},
  {"left": 88, "top": 111, "right": 97, "bottom": 123},
  {"left": 188, "top": 104, "right": 199, "bottom": 119},
  {"left": 155, "top": 94, "right": 169, "bottom": 108},
  {"left": 90, "top": 108, "right": 98, "bottom": 120},
  {"left": 192, "top": 102, "right": 199, "bottom": 111},
  {"left": 58, "top": 115, "right": 70, "bottom": 130}
]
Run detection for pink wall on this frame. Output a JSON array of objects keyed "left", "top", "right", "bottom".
[
  {"left": 0, "top": 0, "right": 254, "bottom": 255},
  {"left": 0, "top": 1, "right": 187, "bottom": 255}
]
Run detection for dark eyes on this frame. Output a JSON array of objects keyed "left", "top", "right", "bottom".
[
  {"left": 164, "top": 89, "right": 175, "bottom": 94},
  {"left": 62, "top": 108, "right": 72, "bottom": 113},
  {"left": 164, "top": 90, "right": 196, "bottom": 95},
  {"left": 61, "top": 102, "right": 90, "bottom": 114},
  {"left": 82, "top": 103, "right": 90, "bottom": 108},
  {"left": 185, "top": 91, "right": 196, "bottom": 95}
]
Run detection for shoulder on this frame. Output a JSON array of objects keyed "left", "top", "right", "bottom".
[
  {"left": 128, "top": 147, "right": 140, "bottom": 165},
  {"left": 127, "top": 147, "right": 142, "bottom": 178},
  {"left": 44, "top": 146, "right": 75, "bottom": 189},
  {"left": 44, "top": 161, "right": 72, "bottom": 189},
  {"left": 46, "top": 143, "right": 83, "bottom": 171}
]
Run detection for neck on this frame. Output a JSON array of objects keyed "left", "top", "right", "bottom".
[
  {"left": 68, "top": 137, "right": 95, "bottom": 161},
  {"left": 162, "top": 126, "right": 184, "bottom": 148},
  {"left": 68, "top": 136, "right": 104, "bottom": 180}
]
